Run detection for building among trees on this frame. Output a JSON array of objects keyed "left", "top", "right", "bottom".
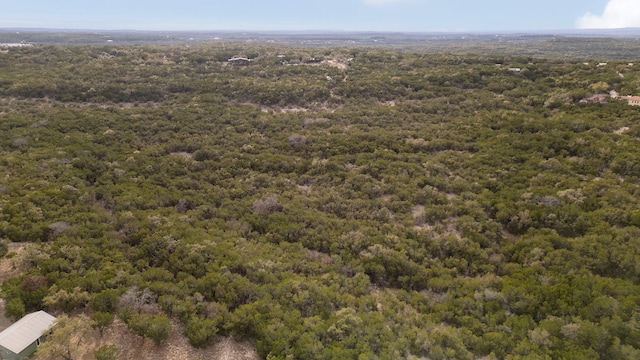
[
  {"left": 228, "top": 57, "right": 252, "bottom": 64},
  {"left": 623, "top": 95, "right": 640, "bottom": 106},
  {"left": 0, "top": 311, "right": 57, "bottom": 360}
]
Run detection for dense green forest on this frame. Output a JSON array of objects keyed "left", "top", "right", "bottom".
[{"left": 1, "top": 42, "right": 640, "bottom": 359}]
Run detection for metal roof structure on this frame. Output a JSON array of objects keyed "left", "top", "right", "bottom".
[
  {"left": 0, "top": 311, "right": 57, "bottom": 354},
  {"left": 228, "top": 57, "right": 252, "bottom": 62}
]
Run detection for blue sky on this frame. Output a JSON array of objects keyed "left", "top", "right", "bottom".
[{"left": 1, "top": 0, "right": 639, "bottom": 32}]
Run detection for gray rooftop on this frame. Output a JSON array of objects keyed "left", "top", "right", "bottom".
[{"left": 0, "top": 311, "right": 57, "bottom": 354}]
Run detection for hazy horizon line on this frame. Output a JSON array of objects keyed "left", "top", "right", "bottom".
[{"left": 2, "top": 26, "right": 640, "bottom": 35}]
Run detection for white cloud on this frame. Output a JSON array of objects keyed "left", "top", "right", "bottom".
[{"left": 577, "top": 0, "right": 640, "bottom": 29}]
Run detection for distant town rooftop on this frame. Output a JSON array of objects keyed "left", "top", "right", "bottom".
[{"left": 0, "top": 43, "right": 33, "bottom": 48}]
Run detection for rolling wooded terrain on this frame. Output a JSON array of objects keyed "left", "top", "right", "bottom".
[{"left": 1, "top": 38, "right": 640, "bottom": 359}]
